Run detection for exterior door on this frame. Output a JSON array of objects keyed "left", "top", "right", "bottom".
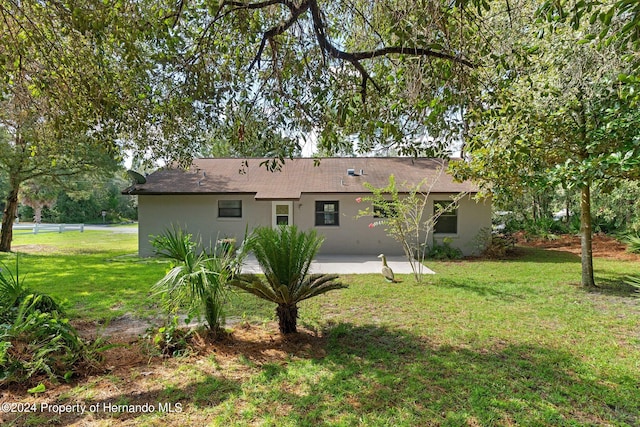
[{"left": 272, "top": 201, "right": 293, "bottom": 227}]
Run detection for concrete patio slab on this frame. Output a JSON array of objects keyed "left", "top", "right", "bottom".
[{"left": 241, "top": 255, "right": 435, "bottom": 275}]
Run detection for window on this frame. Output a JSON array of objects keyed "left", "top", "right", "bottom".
[
  {"left": 434, "top": 201, "right": 457, "bottom": 234},
  {"left": 373, "top": 201, "right": 396, "bottom": 218},
  {"left": 218, "top": 200, "right": 242, "bottom": 218},
  {"left": 315, "top": 201, "right": 339, "bottom": 226}
]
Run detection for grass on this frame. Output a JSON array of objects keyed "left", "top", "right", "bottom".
[
  {"left": 3, "top": 228, "right": 273, "bottom": 322},
  {"left": 2, "top": 230, "right": 640, "bottom": 426},
  {"left": 3, "top": 229, "right": 167, "bottom": 321}
]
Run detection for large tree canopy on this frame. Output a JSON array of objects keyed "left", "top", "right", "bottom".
[
  {"left": 453, "top": 0, "right": 640, "bottom": 287},
  {"left": 2, "top": 0, "right": 495, "bottom": 166},
  {"left": 127, "top": 0, "right": 489, "bottom": 162},
  {"left": 0, "top": 1, "right": 142, "bottom": 250}
]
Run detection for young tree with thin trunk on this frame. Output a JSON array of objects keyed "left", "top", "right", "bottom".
[
  {"left": 355, "top": 168, "right": 467, "bottom": 284},
  {"left": 454, "top": 0, "right": 640, "bottom": 287}
]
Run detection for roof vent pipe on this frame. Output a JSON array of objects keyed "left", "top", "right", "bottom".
[{"left": 360, "top": 169, "right": 364, "bottom": 175}]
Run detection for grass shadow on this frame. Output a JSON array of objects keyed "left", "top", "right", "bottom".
[
  {"left": 504, "top": 246, "right": 581, "bottom": 263},
  {"left": 3, "top": 376, "right": 240, "bottom": 426},
  {"left": 589, "top": 273, "right": 640, "bottom": 298},
  {"left": 280, "top": 322, "right": 639, "bottom": 426},
  {"left": 433, "top": 277, "right": 528, "bottom": 300},
  {"left": 463, "top": 246, "right": 581, "bottom": 264},
  {"left": 3, "top": 322, "right": 638, "bottom": 426}
]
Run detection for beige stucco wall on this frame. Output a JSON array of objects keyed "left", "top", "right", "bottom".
[
  {"left": 138, "top": 193, "right": 491, "bottom": 257},
  {"left": 296, "top": 193, "right": 491, "bottom": 256},
  {"left": 138, "top": 194, "right": 271, "bottom": 256},
  {"left": 430, "top": 194, "right": 493, "bottom": 255}
]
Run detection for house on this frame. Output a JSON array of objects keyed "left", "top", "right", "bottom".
[{"left": 125, "top": 157, "right": 491, "bottom": 257}]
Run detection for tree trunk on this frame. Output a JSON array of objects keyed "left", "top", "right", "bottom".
[
  {"left": 0, "top": 184, "right": 20, "bottom": 252},
  {"left": 33, "top": 203, "right": 44, "bottom": 223},
  {"left": 580, "top": 184, "right": 596, "bottom": 287},
  {"left": 204, "top": 294, "right": 223, "bottom": 339},
  {"left": 276, "top": 304, "right": 298, "bottom": 334}
]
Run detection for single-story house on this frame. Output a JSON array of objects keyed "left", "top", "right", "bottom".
[{"left": 125, "top": 157, "right": 491, "bottom": 257}]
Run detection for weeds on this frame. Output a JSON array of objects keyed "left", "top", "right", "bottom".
[
  {"left": 145, "top": 316, "right": 193, "bottom": 357},
  {"left": 0, "top": 257, "right": 100, "bottom": 384}
]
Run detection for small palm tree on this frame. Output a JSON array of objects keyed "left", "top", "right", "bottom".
[
  {"left": 151, "top": 226, "right": 235, "bottom": 338},
  {"left": 233, "top": 226, "right": 346, "bottom": 334}
]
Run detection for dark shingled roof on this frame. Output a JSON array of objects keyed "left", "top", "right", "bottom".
[{"left": 124, "top": 158, "right": 478, "bottom": 199}]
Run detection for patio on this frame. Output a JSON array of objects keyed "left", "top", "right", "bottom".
[{"left": 242, "top": 254, "right": 435, "bottom": 275}]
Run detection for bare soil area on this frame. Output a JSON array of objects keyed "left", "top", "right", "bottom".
[{"left": 517, "top": 233, "right": 640, "bottom": 261}]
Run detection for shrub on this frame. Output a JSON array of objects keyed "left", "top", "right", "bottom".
[
  {"left": 623, "top": 234, "right": 640, "bottom": 254},
  {"left": 472, "top": 227, "right": 517, "bottom": 259},
  {"left": 624, "top": 275, "right": 640, "bottom": 291},
  {"left": 146, "top": 316, "right": 193, "bottom": 357},
  {"left": 233, "top": 226, "right": 346, "bottom": 334},
  {"left": 1, "top": 295, "right": 97, "bottom": 384},
  {"left": 151, "top": 225, "right": 242, "bottom": 338},
  {"left": 426, "top": 237, "right": 463, "bottom": 260},
  {"left": 0, "top": 255, "right": 63, "bottom": 314}
]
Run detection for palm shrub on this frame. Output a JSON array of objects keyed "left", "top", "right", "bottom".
[
  {"left": 0, "top": 255, "right": 61, "bottom": 317},
  {"left": 0, "top": 257, "right": 96, "bottom": 384},
  {"left": 624, "top": 275, "right": 640, "bottom": 291},
  {"left": 151, "top": 224, "right": 195, "bottom": 262},
  {"left": 233, "top": 226, "right": 346, "bottom": 334},
  {"left": 623, "top": 233, "right": 640, "bottom": 254},
  {"left": 152, "top": 226, "right": 237, "bottom": 338},
  {"left": 1, "top": 295, "right": 90, "bottom": 383}
]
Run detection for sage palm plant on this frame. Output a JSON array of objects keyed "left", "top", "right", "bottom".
[
  {"left": 233, "top": 226, "right": 346, "bottom": 334},
  {"left": 151, "top": 226, "right": 236, "bottom": 337}
]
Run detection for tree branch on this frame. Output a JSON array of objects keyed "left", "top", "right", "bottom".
[
  {"left": 307, "top": 0, "right": 473, "bottom": 102},
  {"left": 246, "top": 1, "right": 310, "bottom": 71},
  {"left": 219, "top": 0, "right": 475, "bottom": 101},
  {"left": 349, "top": 46, "right": 474, "bottom": 67}
]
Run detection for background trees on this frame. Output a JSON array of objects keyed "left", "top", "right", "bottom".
[
  {"left": 453, "top": 0, "right": 640, "bottom": 287},
  {"left": 0, "top": 1, "right": 154, "bottom": 250},
  {"left": 16, "top": 172, "right": 138, "bottom": 224}
]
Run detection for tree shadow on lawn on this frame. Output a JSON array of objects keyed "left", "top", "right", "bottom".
[
  {"left": 290, "top": 323, "right": 639, "bottom": 426},
  {"left": 460, "top": 246, "right": 581, "bottom": 264},
  {"left": 1, "top": 375, "right": 240, "bottom": 427},
  {"left": 433, "top": 277, "right": 528, "bottom": 300},
  {"left": 503, "top": 247, "right": 581, "bottom": 264},
  {"left": 4, "top": 323, "right": 638, "bottom": 426},
  {"left": 589, "top": 274, "right": 640, "bottom": 298}
]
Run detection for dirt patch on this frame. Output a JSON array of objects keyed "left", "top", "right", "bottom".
[
  {"left": 517, "top": 233, "right": 640, "bottom": 262},
  {"left": 0, "top": 322, "right": 326, "bottom": 426},
  {"left": 11, "top": 244, "right": 58, "bottom": 254}
]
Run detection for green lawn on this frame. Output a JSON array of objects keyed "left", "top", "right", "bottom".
[
  {"left": 4, "top": 228, "right": 274, "bottom": 322},
  {"left": 3, "top": 230, "right": 639, "bottom": 426}
]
